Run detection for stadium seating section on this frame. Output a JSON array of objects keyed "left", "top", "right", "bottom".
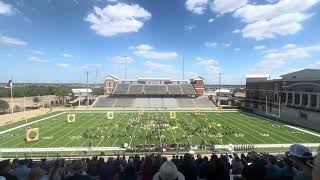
[
  {"left": 111, "top": 84, "right": 197, "bottom": 95},
  {"left": 93, "top": 96, "right": 214, "bottom": 108}
]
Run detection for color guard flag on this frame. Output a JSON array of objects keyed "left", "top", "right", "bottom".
[{"left": 6, "top": 80, "right": 12, "bottom": 88}]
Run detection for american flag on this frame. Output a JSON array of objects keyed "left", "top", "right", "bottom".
[{"left": 6, "top": 80, "right": 12, "bottom": 88}]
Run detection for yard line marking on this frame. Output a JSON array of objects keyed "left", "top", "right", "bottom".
[
  {"left": 196, "top": 112, "right": 238, "bottom": 144},
  {"left": 208, "top": 113, "right": 260, "bottom": 144},
  {"left": 32, "top": 114, "right": 95, "bottom": 147},
  {"left": 228, "top": 113, "right": 287, "bottom": 143},
  {"left": 43, "top": 115, "right": 94, "bottom": 147},
  {"left": 162, "top": 112, "right": 177, "bottom": 145},
  {"left": 96, "top": 113, "right": 128, "bottom": 147},
  {"left": 69, "top": 113, "right": 113, "bottom": 156},
  {"left": 0, "top": 114, "right": 67, "bottom": 147},
  {"left": 206, "top": 113, "right": 252, "bottom": 144},
  {"left": 0, "top": 112, "right": 65, "bottom": 135},
  {"left": 228, "top": 113, "right": 303, "bottom": 143},
  {"left": 175, "top": 113, "right": 195, "bottom": 144},
  {"left": 129, "top": 113, "right": 141, "bottom": 147},
  {"left": 112, "top": 113, "right": 135, "bottom": 147},
  {"left": 235, "top": 114, "right": 307, "bottom": 143},
  {"left": 241, "top": 111, "right": 320, "bottom": 138}
]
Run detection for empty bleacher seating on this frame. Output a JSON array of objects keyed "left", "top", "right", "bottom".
[
  {"left": 144, "top": 85, "right": 167, "bottom": 95},
  {"left": 193, "top": 97, "right": 214, "bottom": 107},
  {"left": 180, "top": 84, "right": 196, "bottom": 95},
  {"left": 167, "top": 85, "right": 183, "bottom": 95},
  {"left": 113, "top": 84, "right": 129, "bottom": 94},
  {"left": 128, "top": 84, "right": 143, "bottom": 95},
  {"left": 176, "top": 98, "right": 197, "bottom": 108},
  {"left": 113, "top": 98, "right": 134, "bottom": 107}
]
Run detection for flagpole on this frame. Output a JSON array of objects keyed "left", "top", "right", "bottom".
[{"left": 10, "top": 76, "right": 13, "bottom": 115}]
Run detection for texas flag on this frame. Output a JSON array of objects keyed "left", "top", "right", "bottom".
[{"left": 6, "top": 80, "right": 12, "bottom": 88}]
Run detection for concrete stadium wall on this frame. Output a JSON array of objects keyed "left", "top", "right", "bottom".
[{"left": 250, "top": 105, "right": 320, "bottom": 132}]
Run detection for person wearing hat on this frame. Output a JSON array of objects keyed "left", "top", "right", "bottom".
[
  {"left": 0, "top": 160, "right": 17, "bottom": 180},
  {"left": 28, "top": 167, "right": 47, "bottom": 180},
  {"left": 288, "top": 144, "right": 314, "bottom": 180},
  {"left": 152, "top": 161, "right": 185, "bottom": 180},
  {"left": 65, "top": 160, "right": 91, "bottom": 180}
]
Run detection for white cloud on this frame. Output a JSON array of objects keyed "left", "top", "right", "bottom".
[
  {"left": 144, "top": 61, "right": 176, "bottom": 72},
  {"left": 131, "top": 44, "right": 178, "bottom": 60},
  {"left": 81, "top": 64, "right": 102, "bottom": 70},
  {"left": 252, "top": 44, "right": 320, "bottom": 73},
  {"left": 110, "top": 56, "right": 134, "bottom": 63},
  {"left": 241, "top": 13, "right": 311, "bottom": 40},
  {"left": 0, "top": 1, "right": 14, "bottom": 15},
  {"left": 282, "top": 44, "right": 297, "bottom": 49},
  {"left": 232, "top": 0, "right": 319, "bottom": 40},
  {"left": 0, "top": 34, "right": 27, "bottom": 46},
  {"left": 107, "top": 0, "right": 118, "bottom": 2},
  {"left": 185, "top": 0, "right": 208, "bottom": 15},
  {"left": 57, "top": 63, "right": 69, "bottom": 68},
  {"left": 204, "top": 42, "right": 217, "bottom": 47},
  {"left": 184, "top": 25, "right": 196, "bottom": 31},
  {"left": 233, "top": 48, "right": 240, "bottom": 51},
  {"left": 234, "top": 0, "right": 319, "bottom": 23},
  {"left": 208, "top": 18, "right": 214, "bottom": 23},
  {"left": 32, "top": 50, "right": 44, "bottom": 55},
  {"left": 197, "top": 57, "right": 221, "bottom": 74},
  {"left": 63, "top": 53, "right": 73, "bottom": 58},
  {"left": 211, "top": 0, "right": 247, "bottom": 14},
  {"left": 232, "top": 29, "right": 241, "bottom": 34},
  {"left": 28, "top": 57, "right": 48, "bottom": 63},
  {"left": 253, "top": 45, "right": 266, "bottom": 50},
  {"left": 308, "top": 61, "right": 320, "bottom": 69},
  {"left": 261, "top": 49, "right": 278, "bottom": 54},
  {"left": 222, "top": 43, "right": 231, "bottom": 47},
  {"left": 85, "top": 3, "right": 151, "bottom": 37}
]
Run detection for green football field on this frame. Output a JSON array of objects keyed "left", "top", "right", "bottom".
[{"left": 0, "top": 110, "right": 319, "bottom": 151}]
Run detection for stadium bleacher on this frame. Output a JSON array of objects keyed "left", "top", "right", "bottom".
[
  {"left": 167, "top": 85, "right": 183, "bottom": 95},
  {"left": 144, "top": 85, "right": 167, "bottom": 95},
  {"left": 176, "top": 98, "right": 197, "bottom": 108},
  {"left": 128, "top": 84, "right": 144, "bottom": 95},
  {"left": 113, "top": 84, "right": 129, "bottom": 94},
  {"left": 180, "top": 84, "right": 196, "bottom": 94},
  {"left": 113, "top": 97, "right": 134, "bottom": 107}
]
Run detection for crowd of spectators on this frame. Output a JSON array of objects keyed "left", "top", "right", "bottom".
[{"left": 0, "top": 144, "right": 319, "bottom": 180}]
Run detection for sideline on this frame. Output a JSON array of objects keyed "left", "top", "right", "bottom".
[{"left": 0, "top": 112, "right": 66, "bottom": 135}]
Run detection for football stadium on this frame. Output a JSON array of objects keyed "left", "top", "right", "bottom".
[{"left": 1, "top": 0, "right": 320, "bottom": 180}]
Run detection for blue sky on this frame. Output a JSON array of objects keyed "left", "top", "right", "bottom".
[{"left": 1, "top": 0, "right": 320, "bottom": 84}]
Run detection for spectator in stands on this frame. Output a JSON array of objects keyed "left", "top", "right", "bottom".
[
  {"left": 28, "top": 167, "right": 47, "bottom": 180},
  {"left": 197, "top": 156, "right": 208, "bottom": 180},
  {"left": 12, "top": 159, "right": 31, "bottom": 180},
  {"left": 312, "top": 151, "right": 320, "bottom": 180},
  {"left": 152, "top": 161, "right": 185, "bottom": 180},
  {"left": 100, "top": 157, "right": 114, "bottom": 180},
  {"left": 124, "top": 157, "right": 138, "bottom": 180},
  {"left": 242, "top": 151, "right": 266, "bottom": 180},
  {"left": 40, "top": 159, "right": 49, "bottom": 173},
  {"left": 48, "top": 159, "right": 64, "bottom": 180},
  {"left": 232, "top": 155, "right": 244, "bottom": 175},
  {"left": 180, "top": 153, "right": 197, "bottom": 180},
  {"left": 0, "top": 159, "right": 17, "bottom": 180},
  {"left": 264, "top": 154, "right": 282, "bottom": 180},
  {"left": 65, "top": 160, "right": 91, "bottom": 180},
  {"left": 280, "top": 157, "right": 297, "bottom": 180},
  {"left": 140, "top": 155, "right": 153, "bottom": 180},
  {"left": 152, "top": 155, "right": 164, "bottom": 177},
  {"left": 289, "top": 144, "right": 314, "bottom": 180}
]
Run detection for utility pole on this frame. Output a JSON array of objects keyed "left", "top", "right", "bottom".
[
  {"left": 218, "top": 72, "right": 223, "bottom": 107},
  {"left": 86, "top": 71, "right": 89, "bottom": 107},
  {"left": 124, "top": 56, "right": 127, "bottom": 80}
]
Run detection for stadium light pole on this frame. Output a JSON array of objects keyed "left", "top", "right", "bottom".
[{"left": 86, "top": 71, "right": 89, "bottom": 107}]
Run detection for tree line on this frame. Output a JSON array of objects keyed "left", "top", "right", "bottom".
[{"left": 0, "top": 86, "right": 104, "bottom": 98}]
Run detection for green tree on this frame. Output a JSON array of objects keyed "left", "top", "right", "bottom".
[{"left": 0, "top": 99, "right": 9, "bottom": 112}]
